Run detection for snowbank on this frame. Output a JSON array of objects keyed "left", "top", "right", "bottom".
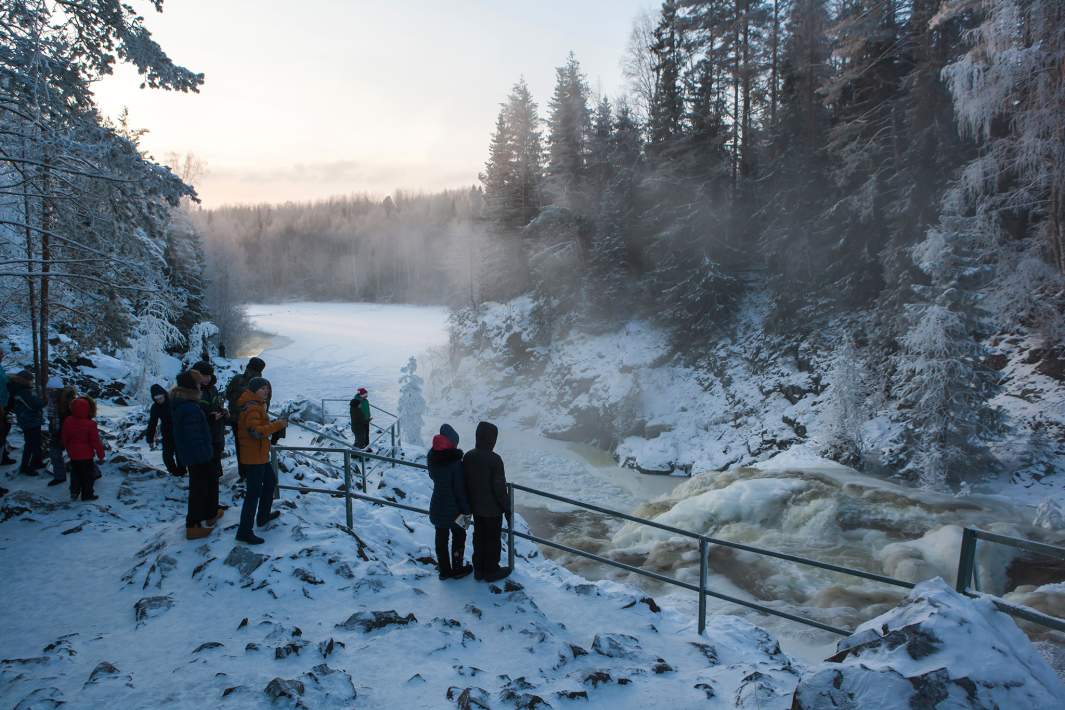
[{"left": 794, "top": 578, "right": 1065, "bottom": 709}]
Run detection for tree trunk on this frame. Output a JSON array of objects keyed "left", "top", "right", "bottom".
[{"left": 39, "top": 158, "right": 53, "bottom": 399}]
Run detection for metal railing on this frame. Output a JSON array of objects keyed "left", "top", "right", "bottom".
[
  {"left": 955, "top": 528, "right": 1065, "bottom": 633},
  {"left": 265, "top": 441, "right": 925, "bottom": 638}
]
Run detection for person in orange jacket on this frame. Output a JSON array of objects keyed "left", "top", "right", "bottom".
[
  {"left": 235, "top": 377, "right": 287, "bottom": 544},
  {"left": 61, "top": 397, "right": 105, "bottom": 501}
]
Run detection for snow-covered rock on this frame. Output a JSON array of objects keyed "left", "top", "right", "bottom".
[{"left": 794, "top": 578, "right": 1065, "bottom": 709}]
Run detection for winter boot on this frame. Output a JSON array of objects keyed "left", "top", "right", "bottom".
[
  {"left": 450, "top": 553, "right": 472, "bottom": 580},
  {"left": 438, "top": 558, "right": 453, "bottom": 581},
  {"left": 186, "top": 524, "right": 213, "bottom": 540},
  {"left": 236, "top": 532, "right": 265, "bottom": 545},
  {"left": 210, "top": 507, "right": 226, "bottom": 525},
  {"left": 484, "top": 566, "right": 511, "bottom": 583},
  {"left": 257, "top": 511, "right": 280, "bottom": 527}
]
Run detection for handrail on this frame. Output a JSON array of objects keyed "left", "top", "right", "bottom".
[
  {"left": 511, "top": 484, "right": 915, "bottom": 592},
  {"left": 320, "top": 397, "right": 398, "bottom": 419},
  {"left": 955, "top": 527, "right": 1065, "bottom": 633}
]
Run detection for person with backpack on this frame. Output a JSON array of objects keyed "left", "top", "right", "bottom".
[
  {"left": 428, "top": 423, "right": 473, "bottom": 580},
  {"left": 8, "top": 369, "right": 45, "bottom": 475},
  {"left": 145, "top": 384, "right": 185, "bottom": 477},
  {"left": 61, "top": 396, "right": 105, "bottom": 501},
  {"left": 225, "top": 357, "right": 265, "bottom": 480},
  {"left": 349, "top": 387, "right": 371, "bottom": 449},
  {"left": 45, "top": 376, "right": 76, "bottom": 487},
  {"left": 171, "top": 370, "right": 216, "bottom": 539},
  {"left": 463, "top": 421, "right": 511, "bottom": 582},
  {"left": 235, "top": 377, "right": 287, "bottom": 545},
  {"left": 0, "top": 348, "right": 14, "bottom": 466},
  {"left": 192, "top": 361, "right": 228, "bottom": 521}
]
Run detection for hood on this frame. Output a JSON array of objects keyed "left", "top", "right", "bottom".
[
  {"left": 475, "top": 421, "right": 498, "bottom": 452},
  {"left": 428, "top": 444, "right": 463, "bottom": 466},
  {"left": 9, "top": 371, "right": 33, "bottom": 388},
  {"left": 70, "top": 398, "right": 92, "bottom": 419},
  {"left": 431, "top": 433, "right": 456, "bottom": 451},
  {"left": 439, "top": 423, "right": 459, "bottom": 447},
  {"left": 150, "top": 384, "right": 167, "bottom": 399},
  {"left": 171, "top": 386, "right": 201, "bottom": 403},
  {"left": 237, "top": 389, "right": 265, "bottom": 408}
]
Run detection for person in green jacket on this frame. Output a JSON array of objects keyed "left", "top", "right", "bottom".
[{"left": 349, "top": 387, "right": 372, "bottom": 449}]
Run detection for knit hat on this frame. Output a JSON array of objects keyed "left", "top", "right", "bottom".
[
  {"left": 46, "top": 376, "right": 64, "bottom": 389},
  {"left": 246, "top": 376, "right": 271, "bottom": 394},
  {"left": 191, "top": 361, "right": 214, "bottom": 376},
  {"left": 357, "top": 387, "right": 368, "bottom": 395},
  {"left": 248, "top": 357, "right": 266, "bottom": 373},
  {"left": 176, "top": 370, "right": 199, "bottom": 389},
  {"left": 439, "top": 423, "right": 459, "bottom": 447}
]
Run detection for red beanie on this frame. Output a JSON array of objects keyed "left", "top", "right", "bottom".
[{"left": 431, "top": 434, "right": 454, "bottom": 451}]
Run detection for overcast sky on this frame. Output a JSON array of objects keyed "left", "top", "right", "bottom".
[{"left": 94, "top": 0, "right": 651, "bottom": 208}]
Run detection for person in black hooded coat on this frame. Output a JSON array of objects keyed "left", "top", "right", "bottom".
[
  {"left": 428, "top": 423, "right": 472, "bottom": 580},
  {"left": 145, "top": 384, "right": 185, "bottom": 476},
  {"left": 463, "top": 421, "right": 511, "bottom": 582}
]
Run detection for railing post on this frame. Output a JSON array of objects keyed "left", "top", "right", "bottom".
[
  {"left": 507, "top": 484, "right": 516, "bottom": 572},
  {"left": 343, "top": 450, "right": 353, "bottom": 530},
  {"left": 270, "top": 447, "right": 280, "bottom": 500},
  {"left": 698, "top": 538, "right": 708, "bottom": 635},
  {"left": 956, "top": 527, "right": 977, "bottom": 593},
  {"left": 390, "top": 424, "right": 396, "bottom": 468},
  {"left": 360, "top": 455, "right": 367, "bottom": 493}
]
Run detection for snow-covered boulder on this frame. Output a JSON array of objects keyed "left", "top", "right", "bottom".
[
  {"left": 792, "top": 578, "right": 1065, "bottom": 709},
  {"left": 1034, "top": 499, "right": 1065, "bottom": 531}
]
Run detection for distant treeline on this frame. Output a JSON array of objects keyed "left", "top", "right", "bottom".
[{"left": 193, "top": 189, "right": 493, "bottom": 305}]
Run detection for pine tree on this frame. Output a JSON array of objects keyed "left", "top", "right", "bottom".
[
  {"left": 546, "top": 52, "right": 592, "bottom": 210},
  {"left": 506, "top": 79, "right": 546, "bottom": 229},
  {"left": 648, "top": 0, "right": 685, "bottom": 155},
  {"left": 480, "top": 107, "right": 517, "bottom": 227}
]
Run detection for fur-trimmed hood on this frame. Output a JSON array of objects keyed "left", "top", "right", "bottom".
[{"left": 170, "top": 386, "right": 202, "bottom": 403}]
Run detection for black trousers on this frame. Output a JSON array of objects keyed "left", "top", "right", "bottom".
[
  {"left": 19, "top": 426, "right": 44, "bottom": 473},
  {"left": 230, "top": 422, "right": 245, "bottom": 479},
  {"left": 208, "top": 443, "right": 223, "bottom": 514},
  {"left": 238, "top": 462, "right": 275, "bottom": 536},
  {"left": 353, "top": 422, "right": 370, "bottom": 448},
  {"left": 70, "top": 459, "right": 96, "bottom": 499},
  {"left": 435, "top": 523, "right": 468, "bottom": 575},
  {"left": 186, "top": 462, "right": 215, "bottom": 527},
  {"left": 472, "top": 515, "right": 503, "bottom": 576},
  {"left": 161, "top": 437, "right": 186, "bottom": 476}
]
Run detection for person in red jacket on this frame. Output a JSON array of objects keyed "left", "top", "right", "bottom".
[{"left": 61, "top": 397, "right": 105, "bottom": 501}]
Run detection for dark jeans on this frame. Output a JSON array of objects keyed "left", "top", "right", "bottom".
[
  {"left": 353, "top": 422, "right": 370, "bottom": 448},
  {"left": 238, "top": 462, "right": 275, "bottom": 536},
  {"left": 208, "top": 444, "right": 223, "bottom": 513},
  {"left": 48, "top": 440, "right": 67, "bottom": 482},
  {"left": 19, "top": 426, "right": 44, "bottom": 473},
  {"left": 435, "top": 523, "right": 468, "bottom": 575},
  {"left": 70, "top": 459, "right": 95, "bottom": 499},
  {"left": 160, "top": 438, "right": 186, "bottom": 476},
  {"left": 472, "top": 515, "right": 503, "bottom": 576},
  {"left": 186, "top": 462, "right": 215, "bottom": 527}
]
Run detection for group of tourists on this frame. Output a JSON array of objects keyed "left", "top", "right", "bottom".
[
  {"left": 427, "top": 421, "right": 512, "bottom": 583},
  {"left": 1, "top": 347, "right": 106, "bottom": 500},
  {"left": 4, "top": 344, "right": 514, "bottom": 578},
  {"left": 146, "top": 357, "right": 287, "bottom": 545}
]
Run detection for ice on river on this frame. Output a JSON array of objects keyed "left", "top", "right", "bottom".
[{"left": 244, "top": 302, "right": 449, "bottom": 410}]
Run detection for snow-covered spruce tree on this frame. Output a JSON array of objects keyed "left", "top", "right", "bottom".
[
  {"left": 893, "top": 225, "right": 1001, "bottom": 490},
  {"left": 398, "top": 357, "right": 426, "bottom": 447},
  {"left": 820, "top": 337, "right": 869, "bottom": 466},
  {"left": 506, "top": 78, "right": 546, "bottom": 231},
  {"left": 127, "top": 293, "right": 184, "bottom": 403},
  {"left": 647, "top": 0, "right": 684, "bottom": 156},
  {"left": 545, "top": 52, "right": 592, "bottom": 211}
]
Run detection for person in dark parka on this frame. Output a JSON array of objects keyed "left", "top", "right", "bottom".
[
  {"left": 8, "top": 369, "right": 45, "bottom": 475},
  {"left": 192, "top": 361, "right": 228, "bottom": 522},
  {"left": 171, "top": 370, "right": 216, "bottom": 539},
  {"left": 146, "top": 383, "right": 185, "bottom": 476},
  {"left": 428, "top": 423, "right": 473, "bottom": 580},
  {"left": 463, "top": 421, "right": 511, "bottom": 582}
]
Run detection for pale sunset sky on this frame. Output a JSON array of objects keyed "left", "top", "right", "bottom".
[{"left": 94, "top": 0, "right": 652, "bottom": 208}]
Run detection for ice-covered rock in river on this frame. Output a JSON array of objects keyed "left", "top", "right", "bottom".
[
  {"left": 793, "top": 578, "right": 1065, "bottom": 709},
  {"left": 337, "top": 609, "right": 417, "bottom": 633},
  {"left": 1034, "top": 499, "right": 1065, "bottom": 531}
]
